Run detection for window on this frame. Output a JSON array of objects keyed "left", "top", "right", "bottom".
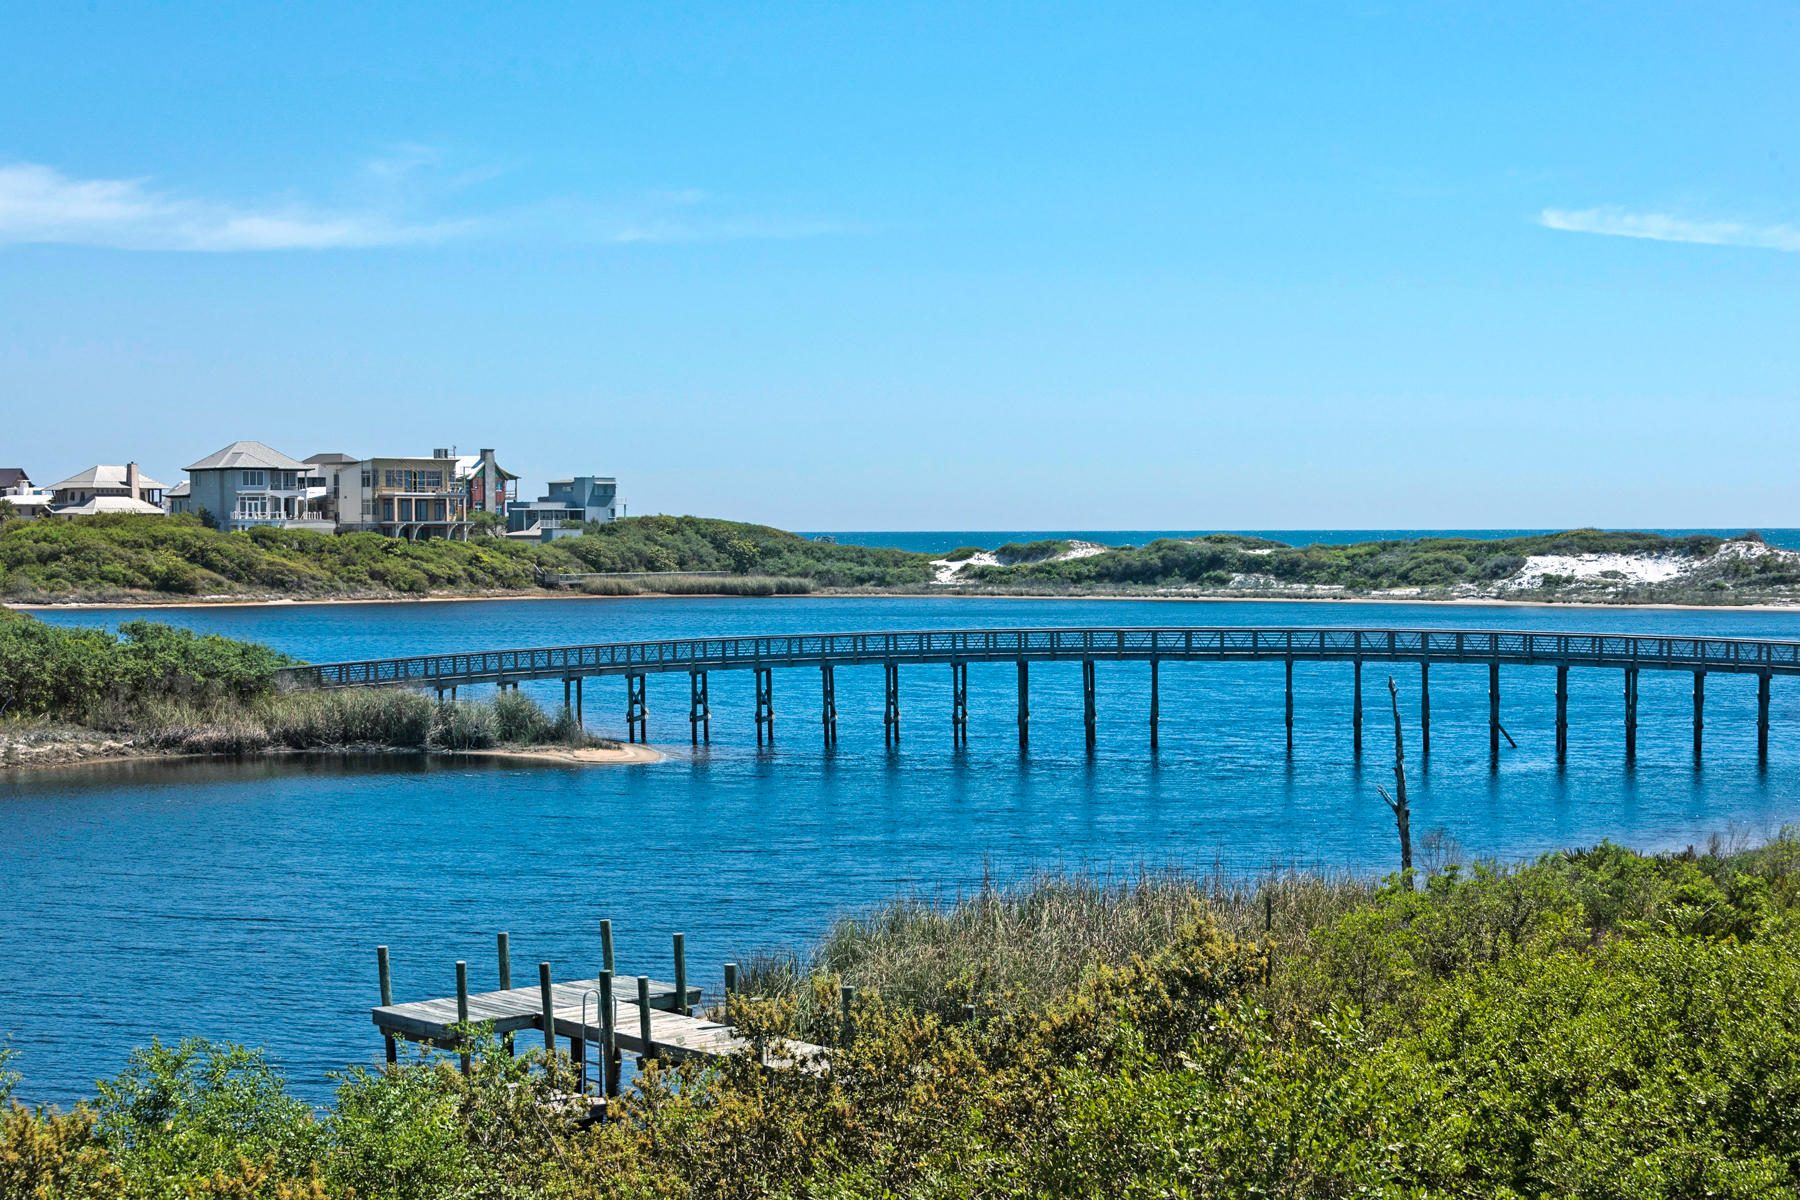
[
  {"left": 424, "top": 470, "right": 443, "bottom": 489},
  {"left": 362, "top": 470, "right": 373, "bottom": 488},
  {"left": 238, "top": 495, "right": 267, "bottom": 517},
  {"left": 240, "top": 470, "right": 266, "bottom": 487},
  {"left": 381, "top": 498, "right": 394, "bottom": 522}
]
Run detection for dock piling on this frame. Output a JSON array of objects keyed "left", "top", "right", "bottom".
[
  {"left": 821, "top": 663, "right": 837, "bottom": 746},
  {"left": 598, "top": 970, "right": 618, "bottom": 1096},
  {"left": 539, "top": 961, "right": 555, "bottom": 1053},
  {"left": 636, "top": 976, "right": 653, "bottom": 1062},
  {"left": 455, "top": 961, "right": 471, "bottom": 1075},
  {"left": 377, "top": 946, "right": 396, "bottom": 1064},
  {"left": 1352, "top": 659, "right": 1362, "bottom": 759},
  {"left": 672, "top": 933, "right": 688, "bottom": 1016},
  {"left": 601, "top": 918, "right": 614, "bottom": 976},
  {"left": 723, "top": 962, "right": 737, "bottom": 1013},
  {"left": 496, "top": 933, "right": 514, "bottom": 1055}
]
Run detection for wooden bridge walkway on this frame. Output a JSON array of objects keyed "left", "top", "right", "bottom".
[{"left": 283, "top": 625, "right": 1798, "bottom": 762}]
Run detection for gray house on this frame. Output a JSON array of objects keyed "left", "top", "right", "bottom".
[
  {"left": 506, "top": 475, "right": 623, "bottom": 540},
  {"left": 174, "top": 441, "right": 331, "bottom": 532}
]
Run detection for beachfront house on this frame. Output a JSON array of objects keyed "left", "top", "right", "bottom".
[
  {"left": 0, "top": 468, "right": 54, "bottom": 519},
  {"left": 459, "top": 448, "right": 518, "bottom": 519},
  {"left": 43, "top": 463, "right": 167, "bottom": 517},
  {"left": 307, "top": 450, "right": 473, "bottom": 539},
  {"left": 505, "top": 475, "right": 624, "bottom": 541},
  {"left": 174, "top": 441, "right": 333, "bottom": 531}
]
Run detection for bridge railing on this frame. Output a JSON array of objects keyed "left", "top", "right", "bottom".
[{"left": 273, "top": 627, "right": 1800, "bottom": 690}]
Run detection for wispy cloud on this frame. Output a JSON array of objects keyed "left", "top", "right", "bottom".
[
  {"left": 0, "top": 162, "right": 473, "bottom": 251},
  {"left": 1539, "top": 206, "right": 1800, "bottom": 252},
  {"left": 0, "top": 159, "right": 860, "bottom": 252}
]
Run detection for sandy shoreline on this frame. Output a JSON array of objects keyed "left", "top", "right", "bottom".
[
  {"left": 0, "top": 739, "right": 667, "bottom": 775},
  {"left": 458, "top": 743, "right": 665, "bottom": 766},
  {"left": 9, "top": 589, "right": 1800, "bottom": 616}
]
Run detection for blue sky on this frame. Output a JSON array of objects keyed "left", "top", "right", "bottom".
[{"left": 2, "top": 2, "right": 1795, "bottom": 529}]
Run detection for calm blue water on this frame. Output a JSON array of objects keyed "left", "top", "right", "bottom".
[
  {"left": 8, "top": 595, "right": 1800, "bottom": 1105},
  {"left": 798, "top": 529, "right": 1800, "bottom": 553}
]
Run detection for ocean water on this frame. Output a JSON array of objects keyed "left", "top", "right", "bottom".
[
  {"left": 797, "top": 528, "right": 1800, "bottom": 554},
  {"left": 7, "top": 595, "right": 1800, "bottom": 1104}
]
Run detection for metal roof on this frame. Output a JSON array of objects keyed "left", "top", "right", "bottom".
[{"left": 186, "top": 441, "right": 308, "bottom": 472}]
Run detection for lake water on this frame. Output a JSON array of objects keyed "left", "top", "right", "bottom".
[
  {"left": 798, "top": 528, "right": 1800, "bottom": 554},
  {"left": 7, "top": 595, "right": 1800, "bottom": 1104}
]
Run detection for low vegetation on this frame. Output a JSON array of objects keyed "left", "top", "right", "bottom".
[
  {"left": 3, "top": 513, "right": 1795, "bottom": 605},
  {"left": 0, "top": 610, "right": 610, "bottom": 763},
  {"left": 964, "top": 529, "right": 1746, "bottom": 592},
  {"left": 0, "top": 514, "right": 934, "bottom": 602},
  {"left": 7, "top": 836, "right": 1799, "bottom": 1197}
]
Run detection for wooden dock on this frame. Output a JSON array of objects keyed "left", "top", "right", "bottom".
[{"left": 373, "top": 932, "right": 825, "bottom": 1092}]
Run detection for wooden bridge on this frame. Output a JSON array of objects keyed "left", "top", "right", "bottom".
[{"left": 278, "top": 626, "right": 1800, "bottom": 762}]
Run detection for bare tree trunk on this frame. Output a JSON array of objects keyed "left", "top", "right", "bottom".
[{"left": 1377, "top": 674, "right": 1413, "bottom": 887}]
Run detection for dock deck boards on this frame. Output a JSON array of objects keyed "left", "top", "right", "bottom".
[
  {"left": 374, "top": 977, "right": 822, "bottom": 1066},
  {"left": 373, "top": 978, "right": 695, "bottom": 1043}
]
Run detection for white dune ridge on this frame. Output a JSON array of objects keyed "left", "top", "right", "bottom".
[{"left": 931, "top": 540, "right": 1107, "bottom": 586}]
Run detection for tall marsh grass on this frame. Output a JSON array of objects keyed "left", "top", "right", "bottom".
[
  {"left": 578, "top": 574, "right": 814, "bottom": 597},
  {"left": 739, "top": 866, "right": 1374, "bottom": 1019},
  {"left": 131, "top": 688, "right": 611, "bottom": 755}
]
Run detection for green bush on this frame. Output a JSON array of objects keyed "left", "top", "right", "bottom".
[{"left": 0, "top": 614, "right": 291, "bottom": 722}]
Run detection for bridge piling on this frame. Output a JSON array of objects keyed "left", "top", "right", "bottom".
[
  {"left": 1016, "top": 660, "right": 1029, "bottom": 749},
  {"left": 689, "top": 671, "right": 709, "bottom": 744},
  {"left": 1284, "top": 658, "right": 1294, "bottom": 753},
  {"left": 1489, "top": 662, "right": 1501, "bottom": 763},
  {"left": 821, "top": 664, "right": 837, "bottom": 747},
  {"left": 1353, "top": 659, "right": 1362, "bottom": 759},
  {"left": 1693, "top": 670, "right": 1705, "bottom": 762},
  {"left": 754, "top": 668, "right": 774, "bottom": 745},
  {"left": 576, "top": 677, "right": 583, "bottom": 727},
  {"left": 625, "top": 674, "right": 647, "bottom": 743},
  {"left": 884, "top": 662, "right": 900, "bottom": 746},
  {"left": 1624, "top": 667, "right": 1639, "bottom": 763},
  {"left": 689, "top": 674, "right": 707, "bottom": 743},
  {"left": 1082, "top": 659, "right": 1097, "bottom": 751},
  {"left": 1555, "top": 665, "right": 1569, "bottom": 764},
  {"left": 1149, "top": 658, "right": 1160, "bottom": 752},
  {"left": 1759, "top": 673, "right": 1771, "bottom": 762},
  {"left": 1420, "top": 663, "right": 1431, "bottom": 757},
  {"left": 950, "top": 661, "right": 968, "bottom": 746}
]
